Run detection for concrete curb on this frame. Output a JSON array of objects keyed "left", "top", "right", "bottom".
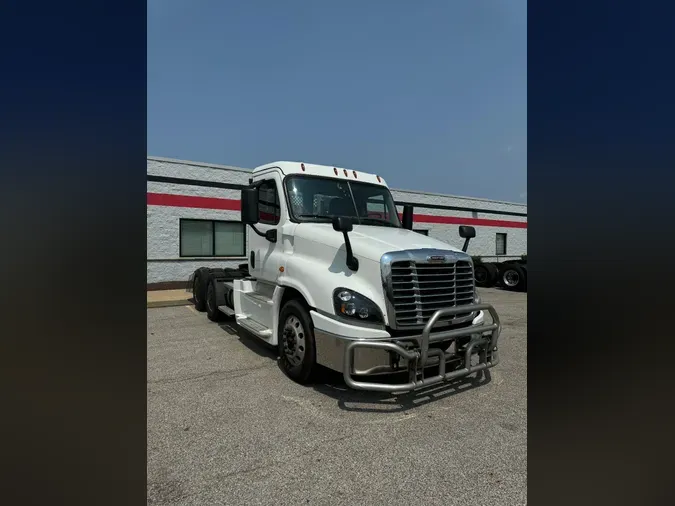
[{"left": 147, "top": 299, "right": 192, "bottom": 309}]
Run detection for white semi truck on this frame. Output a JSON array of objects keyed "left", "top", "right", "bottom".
[{"left": 188, "top": 161, "right": 501, "bottom": 392}]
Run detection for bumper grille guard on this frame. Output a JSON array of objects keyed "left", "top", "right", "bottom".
[{"left": 343, "top": 303, "right": 501, "bottom": 393}]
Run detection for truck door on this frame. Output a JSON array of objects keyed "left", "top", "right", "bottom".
[{"left": 249, "top": 175, "right": 284, "bottom": 283}]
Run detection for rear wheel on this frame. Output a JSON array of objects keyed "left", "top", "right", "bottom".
[
  {"left": 206, "top": 280, "right": 223, "bottom": 322},
  {"left": 475, "top": 263, "right": 499, "bottom": 287},
  {"left": 278, "top": 299, "right": 317, "bottom": 384},
  {"left": 501, "top": 263, "right": 527, "bottom": 292},
  {"left": 474, "top": 264, "right": 489, "bottom": 286},
  {"left": 192, "top": 268, "right": 209, "bottom": 311},
  {"left": 483, "top": 263, "right": 499, "bottom": 286}
]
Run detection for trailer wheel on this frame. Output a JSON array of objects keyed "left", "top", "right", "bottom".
[
  {"left": 501, "top": 263, "right": 527, "bottom": 292},
  {"left": 484, "top": 263, "right": 499, "bottom": 286},
  {"left": 475, "top": 263, "right": 498, "bottom": 287},
  {"left": 278, "top": 299, "right": 317, "bottom": 384},
  {"left": 474, "top": 264, "right": 489, "bottom": 287},
  {"left": 192, "top": 268, "right": 209, "bottom": 312},
  {"left": 206, "top": 280, "right": 223, "bottom": 322}
]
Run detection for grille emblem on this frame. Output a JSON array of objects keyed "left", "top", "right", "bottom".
[{"left": 427, "top": 255, "right": 446, "bottom": 263}]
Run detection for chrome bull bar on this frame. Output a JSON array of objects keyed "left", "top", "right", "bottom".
[{"left": 343, "top": 303, "right": 501, "bottom": 393}]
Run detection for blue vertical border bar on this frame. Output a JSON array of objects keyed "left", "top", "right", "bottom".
[
  {"left": 528, "top": 1, "right": 675, "bottom": 505},
  {"left": 0, "top": 3, "right": 147, "bottom": 506}
]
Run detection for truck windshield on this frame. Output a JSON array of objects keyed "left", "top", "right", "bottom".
[{"left": 284, "top": 175, "right": 402, "bottom": 228}]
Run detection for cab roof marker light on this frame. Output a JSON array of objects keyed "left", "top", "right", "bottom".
[
  {"left": 353, "top": 170, "right": 357, "bottom": 178},
  {"left": 377, "top": 175, "right": 382, "bottom": 182},
  {"left": 333, "top": 167, "right": 338, "bottom": 175},
  {"left": 301, "top": 163, "right": 306, "bottom": 171},
  {"left": 343, "top": 169, "right": 348, "bottom": 177}
]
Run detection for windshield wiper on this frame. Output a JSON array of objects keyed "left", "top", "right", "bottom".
[
  {"left": 358, "top": 217, "right": 399, "bottom": 227},
  {"left": 297, "top": 214, "right": 332, "bottom": 220}
]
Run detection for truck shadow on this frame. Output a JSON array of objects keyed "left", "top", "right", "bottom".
[
  {"left": 311, "top": 367, "right": 492, "bottom": 413},
  {"left": 218, "top": 319, "right": 492, "bottom": 413}
]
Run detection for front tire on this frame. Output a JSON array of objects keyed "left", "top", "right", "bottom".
[{"left": 278, "top": 299, "right": 317, "bottom": 384}]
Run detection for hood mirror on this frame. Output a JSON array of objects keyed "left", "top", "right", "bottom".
[
  {"left": 332, "top": 216, "right": 358, "bottom": 271},
  {"left": 459, "top": 225, "right": 476, "bottom": 252}
]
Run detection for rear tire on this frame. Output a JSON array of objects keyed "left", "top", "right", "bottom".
[
  {"left": 501, "top": 263, "right": 527, "bottom": 292},
  {"left": 278, "top": 299, "right": 317, "bottom": 384},
  {"left": 474, "top": 264, "right": 490, "bottom": 287},
  {"left": 193, "top": 268, "right": 209, "bottom": 312},
  {"left": 206, "top": 280, "right": 223, "bottom": 322},
  {"left": 483, "top": 263, "right": 499, "bottom": 286},
  {"left": 475, "top": 263, "right": 499, "bottom": 287}
]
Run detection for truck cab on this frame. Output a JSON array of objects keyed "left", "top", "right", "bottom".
[{"left": 190, "top": 161, "right": 500, "bottom": 392}]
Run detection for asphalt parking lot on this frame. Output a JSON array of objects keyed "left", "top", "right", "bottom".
[{"left": 147, "top": 287, "right": 527, "bottom": 505}]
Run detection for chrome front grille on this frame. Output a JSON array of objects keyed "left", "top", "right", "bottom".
[{"left": 389, "top": 259, "right": 475, "bottom": 328}]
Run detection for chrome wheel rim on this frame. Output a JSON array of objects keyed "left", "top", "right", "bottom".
[
  {"left": 282, "top": 315, "right": 305, "bottom": 366},
  {"left": 504, "top": 270, "right": 520, "bottom": 287}
]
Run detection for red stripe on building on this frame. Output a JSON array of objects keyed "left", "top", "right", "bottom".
[
  {"left": 147, "top": 192, "right": 240, "bottom": 211},
  {"left": 148, "top": 193, "right": 527, "bottom": 229},
  {"left": 412, "top": 214, "right": 527, "bottom": 229}
]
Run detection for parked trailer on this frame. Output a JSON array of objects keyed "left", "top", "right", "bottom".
[
  {"left": 473, "top": 258, "right": 527, "bottom": 292},
  {"left": 187, "top": 161, "right": 501, "bottom": 393},
  {"left": 400, "top": 203, "right": 527, "bottom": 293}
]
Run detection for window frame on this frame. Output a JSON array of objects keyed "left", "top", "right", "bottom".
[
  {"left": 257, "top": 179, "right": 281, "bottom": 225},
  {"left": 496, "top": 232, "right": 507, "bottom": 255},
  {"left": 179, "top": 218, "right": 247, "bottom": 258}
]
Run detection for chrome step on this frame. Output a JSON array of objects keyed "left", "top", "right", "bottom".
[
  {"left": 217, "top": 305, "right": 235, "bottom": 316},
  {"left": 237, "top": 316, "right": 273, "bottom": 338},
  {"left": 241, "top": 291, "right": 274, "bottom": 305}
]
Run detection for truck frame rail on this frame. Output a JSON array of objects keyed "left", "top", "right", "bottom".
[{"left": 343, "top": 303, "right": 501, "bottom": 393}]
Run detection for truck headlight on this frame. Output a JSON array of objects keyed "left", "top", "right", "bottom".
[{"left": 333, "top": 288, "right": 384, "bottom": 324}]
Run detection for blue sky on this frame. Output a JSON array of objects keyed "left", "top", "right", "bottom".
[{"left": 148, "top": 0, "right": 526, "bottom": 203}]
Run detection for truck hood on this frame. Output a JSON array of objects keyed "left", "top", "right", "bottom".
[{"left": 293, "top": 223, "right": 464, "bottom": 262}]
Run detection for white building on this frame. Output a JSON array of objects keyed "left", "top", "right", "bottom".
[{"left": 147, "top": 157, "right": 527, "bottom": 288}]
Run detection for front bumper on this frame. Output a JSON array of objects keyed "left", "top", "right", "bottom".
[{"left": 312, "top": 304, "right": 501, "bottom": 393}]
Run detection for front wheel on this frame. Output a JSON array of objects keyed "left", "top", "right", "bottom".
[{"left": 278, "top": 299, "right": 317, "bottom": 384}]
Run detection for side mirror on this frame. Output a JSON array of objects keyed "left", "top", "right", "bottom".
[
  {"left": 331, "top": 216, "right": 358, "bottom": 271},
  {"left": 241, "top": 187, "right": 259, "bottom": 225},
  {"left": 402, "top": 205, "right": 413, "bottom": 230},
  {"left": 332, "top": 216, "right": 353, "bottom": 232},
  {"left": 459, "top": 225, "right": 475, "bottom": 253},
  {"left": 459, "top": 226, "right": 476, "bottom": 239}
]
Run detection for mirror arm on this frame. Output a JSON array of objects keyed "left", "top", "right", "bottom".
[
  {"left": 250, "top": 225, "right": 266, "bottom": 238},
  {"left": 342, "top": 231, "right": 359, "bottom": 271},
  {"left": 462, "top": 238, "right": 470, "bottom": 253},
  {"left": 248, "top": 224, "right": 277, "bottom": 243}
]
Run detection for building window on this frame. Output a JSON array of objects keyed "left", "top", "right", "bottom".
[
  {"left": 180, "top": 219, "right": 246, "bottom": 257},
  {"left": 258, "top": 180, "right": 280, "bottom": 225},
  {"left": 414, "top": 229, "right": 429, "bottom": 236},
  {"left": 496, "top": 233, "right": 507, "bottom": 255}
]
